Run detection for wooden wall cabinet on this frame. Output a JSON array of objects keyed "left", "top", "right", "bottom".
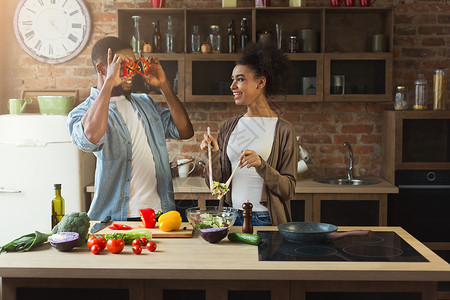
[
  {"left": 382, "top": 110, "right": 450, "bottom": 183},
  {"left": 117, "top": 7, "right": 393, "bottom": 103}
]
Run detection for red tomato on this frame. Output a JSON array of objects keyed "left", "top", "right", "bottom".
[
  {"left": 90, "top": 244, "right": 102, "bottom": 255},
  {"left": 132, "top": 245, "right": 142, "bottom": 254},
  {"left": 146, "top": 241, "right": 157, "bottom": 252},
  {"left": 87, "top": 236, "right": 107, "bottom": 250},
  {"left": 107, "top": 238, "right": 124, "bottom": 254},
  {"left": 132, "top": 239, "right": 141, "bottom": 247},
  {"left": 139, "top": 238, "right": 148, "bottom": 245}
]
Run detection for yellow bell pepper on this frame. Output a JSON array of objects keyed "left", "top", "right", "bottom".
[{"left": 158, "top": 210, "right": 182, "bottom": 232}]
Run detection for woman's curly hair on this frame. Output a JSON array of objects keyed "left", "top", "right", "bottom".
[{"left": 236, "top": 42, "right": 291, "bottom": 98}]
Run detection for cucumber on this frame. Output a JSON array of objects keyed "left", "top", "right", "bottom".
[{"left": 228, "top": 232, "right": 263, "bottom": 246}]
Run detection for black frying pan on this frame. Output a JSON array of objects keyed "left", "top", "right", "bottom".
[{"left": 278, "top": 222, "right": 371, "bottom": 244}]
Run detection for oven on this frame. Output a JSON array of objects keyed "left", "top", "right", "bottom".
[{"left": 388, "top": 170, "right": 450, "bottom": 248}]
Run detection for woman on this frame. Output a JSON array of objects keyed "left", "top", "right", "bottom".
[{"left": 200, "top": 43, "right": 298, "bottom": 226}]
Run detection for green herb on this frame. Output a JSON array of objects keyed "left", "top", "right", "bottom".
[{"left": 0, "top": 231, "right": 51, "bottom": 254}]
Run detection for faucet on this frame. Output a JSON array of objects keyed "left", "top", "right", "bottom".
[{"left": 343, "top": 142, "right": 354, "bottom": 180}]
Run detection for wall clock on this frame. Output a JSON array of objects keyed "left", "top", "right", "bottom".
[{"left": 13, "top": 0, "right": 91, "bottom": 64}]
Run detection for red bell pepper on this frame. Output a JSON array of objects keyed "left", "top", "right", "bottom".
[
  {"left": 108, "top": 223, "right": 132, "bottom": 230},
  {"left": 139, "top": 208, "right": 157, "bottom": 228}
]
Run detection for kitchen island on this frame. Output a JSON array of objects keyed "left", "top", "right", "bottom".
[{"left": 1, "top": 226, "right": 449, "bottom": 300}]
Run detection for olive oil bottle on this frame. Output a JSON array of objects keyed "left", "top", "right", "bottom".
[{"left": 51, "top": 184, "right": 65, "bottom": 229}]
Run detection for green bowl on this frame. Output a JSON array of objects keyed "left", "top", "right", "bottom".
[{"left": 37, "top": 96, "right": 74, "bottom": 115}]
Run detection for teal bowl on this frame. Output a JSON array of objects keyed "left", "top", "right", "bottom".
[{"left": 37, "top": 96, "right": 74, "bottom": 115}]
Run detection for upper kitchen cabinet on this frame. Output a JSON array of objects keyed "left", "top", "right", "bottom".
[
  {"left": 117, "top": 7, "right": 393, "bottom": 103},
  {"left": 118, "top": 9, "right": 185, "bottom": 102},
  {"left": 323, "top": 8, "right": 393, "bottom": 102}
]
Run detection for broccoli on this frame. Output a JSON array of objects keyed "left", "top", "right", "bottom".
[{"left": 52, "top": 212, "right": 90, "bottom": 247}]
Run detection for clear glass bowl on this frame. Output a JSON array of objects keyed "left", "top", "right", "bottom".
[{"left": 186, "top": 206, "right": 239, "bottom": 243}]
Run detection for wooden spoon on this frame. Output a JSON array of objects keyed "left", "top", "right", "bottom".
[{"left": 207, "top": 127, "right": 213, "bottom": 191}]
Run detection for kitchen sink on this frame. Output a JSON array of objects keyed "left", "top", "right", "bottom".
[{"left": 313, "top": 177, "right": 381, "bottom": 186}]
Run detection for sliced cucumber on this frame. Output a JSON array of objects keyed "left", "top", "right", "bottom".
[{"left": 228, "top": 232, "right": 263, "bottom": 246}]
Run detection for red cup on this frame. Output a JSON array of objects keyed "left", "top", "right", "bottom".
[
  {"left": 359, "top": 0, "right": 375, "bottom": 6},
  {"left": 151, "top": 0, "right": 165, "bottom": 8},
  {"left": 330, "top": 0, "right": 344, "bottom": 6},
  {"left": 345, "top": 0, "right": 355, "bottom": 6}
]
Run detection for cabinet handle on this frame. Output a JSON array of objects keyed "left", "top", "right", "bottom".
[{"left": 0, "top": 187, "right": 21, "bottom": 193}]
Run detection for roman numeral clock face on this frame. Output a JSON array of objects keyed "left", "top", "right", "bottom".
[{"left": 14, "top": 0, "right": 91, "bottom": 64}]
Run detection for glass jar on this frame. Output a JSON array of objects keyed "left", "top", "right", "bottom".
[
  {"left": 433, "top": 69, "right": 448, "bottom": 111},
  {"left": 165, "top": 16, "right": 175, "bottom": 53},
  {"left": 413, "top": 73, "right": 427, "bottom": 110},
  {"left": 394, "top": 86, "right": 408, "bottom": 110},
  {"left": 209, "top": 25, "right": 222, "bottom": 54},
  {"left": 191, "top": 25, "right": 201, "bottom": 53}
]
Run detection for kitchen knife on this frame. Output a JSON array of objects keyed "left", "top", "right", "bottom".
[{"left": 90, "top": 215, "right": 112, "bottom": 234}]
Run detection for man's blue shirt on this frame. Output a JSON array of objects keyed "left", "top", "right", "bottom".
[{"left": 67, "top": 88, "right": 178, "bottom": 221}]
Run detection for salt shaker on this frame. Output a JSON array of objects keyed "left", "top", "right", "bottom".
[{"left": 242, "top": 201, "right": 253, "bottom": 234}]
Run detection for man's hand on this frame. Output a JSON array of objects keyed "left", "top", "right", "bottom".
[
  {"left": 139, "top": 52, "right": 167, "bottom": 88},
  {"left": 105, "top": 48, "right": 129, "bottom": 88}
]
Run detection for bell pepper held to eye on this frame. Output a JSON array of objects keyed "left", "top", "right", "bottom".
[{"left": 139, "top": 208, "right": 157, "bottom": 228}]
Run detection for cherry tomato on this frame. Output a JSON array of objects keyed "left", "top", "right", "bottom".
[
  {"left": 90, "top": 244, "right": 102, "bottom": 255},
  {"left": 146, "top": 241, "right": 157, "bottom": 252},
  {"left": 132, "top": 239, "right": 141, "bottom": 247},
  {"left": 132, "top": 245, "right": 142, "bottom": 254},
  {"left": 139, "top": 238, "right": 148, "bottom": 245},
  {"left": 107, "top": 238, "right": 125, "bottom": 254},
  {"left": 87, "top": 236, "right": 107, "bottom": 250}
]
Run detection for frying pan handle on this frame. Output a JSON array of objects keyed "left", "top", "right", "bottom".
[{"left": 329, "top": 230, "right": 371, "bottom": 241}]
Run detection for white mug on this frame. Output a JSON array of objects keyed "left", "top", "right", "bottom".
[
  {"left": 297, "top": 159, "right": 308, "bottom": 174},
  {"left": 177, "top": 159, "right": 195, "bottom": 178}
]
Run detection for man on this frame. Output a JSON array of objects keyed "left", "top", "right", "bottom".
[{"left": 68, "top": 36, "right": 193, "bottom": 221}]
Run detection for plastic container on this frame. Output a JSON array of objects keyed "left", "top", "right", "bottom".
[
  {"left": 433, "top": 69, "right": 448, "bottom": 111},
  {"left": 394, "top": 86, "right": 408, "bottom": 110},
  {"left": 209, "top": 25, "right": 222, "bottom": 53}
]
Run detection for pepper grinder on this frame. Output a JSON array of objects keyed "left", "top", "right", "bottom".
[{"left": 242, "top": 201, "right": 253, "bottom": 234}]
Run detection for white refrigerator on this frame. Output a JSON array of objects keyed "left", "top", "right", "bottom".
[{"left": 0, "top": 114, "right": 95, "bottom": 245}]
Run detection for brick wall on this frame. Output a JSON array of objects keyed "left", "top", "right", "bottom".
[{"left": 1, "top": 0, "right": 449, "bottom": 177}]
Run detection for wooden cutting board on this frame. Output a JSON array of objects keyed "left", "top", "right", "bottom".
[{"left": 89, "top": 221, "right": 194, "bottom": 238}]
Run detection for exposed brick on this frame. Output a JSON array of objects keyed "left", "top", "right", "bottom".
[
  {"left": 301, "top": 113, "right": 333, "bottom": 123},
  {"left": 418, "top": 26, "right": 450, "bottom": 35},
  {"left": 360, "top": 135, "right": 382, "bottom": 144},
  {"left": 422, "top": 37, "right": 446, "bottom": 47},
  {"left": 438, "top": 14, "right": 450, "bottom": 24},
  {"left": 333, "top": 135, "right": 357, "bottom": 145},
  {"left": 395, "top": 14, "right": 413, "bottom": 24},
  {"left": 341, "top": 124, "right": 374, "bottom": 134},
  {"left": 401, "top": 48, "right": 436, "bottom": 57},
  {"left": 301, "top": 134, "right": 332, "bottom": 144}
]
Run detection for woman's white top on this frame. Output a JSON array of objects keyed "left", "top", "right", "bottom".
[
  {"left": 226, "top": 117, "right": 277, "bottom": 211},
  {"left": 111, "top": 96, "right": 162, "bottom": 217}
]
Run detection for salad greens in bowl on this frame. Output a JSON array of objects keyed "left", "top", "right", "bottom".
[{"left": 186, "top": 206, "right": 239, "bottom": 243}]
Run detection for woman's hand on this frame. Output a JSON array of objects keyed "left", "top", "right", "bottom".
[
  {"left": 200, "top": 133, "right": 219, "bottom": 152},
  {"left": 139, "top": 52, "right": 167, "bottom": 88},
  {"left": 239, "top": 149, "right": 262, "bottom": 168}
]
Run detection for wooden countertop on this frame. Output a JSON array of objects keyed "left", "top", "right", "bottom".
[
  {"left": 172, "top": 176, "right": 398, "bottom": 194},
  {"left": 87, "top": 177, "right": 398, "bottom": 194},
  {"left": 0, "top": 226, "right": 448, "bottom": 282}
]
